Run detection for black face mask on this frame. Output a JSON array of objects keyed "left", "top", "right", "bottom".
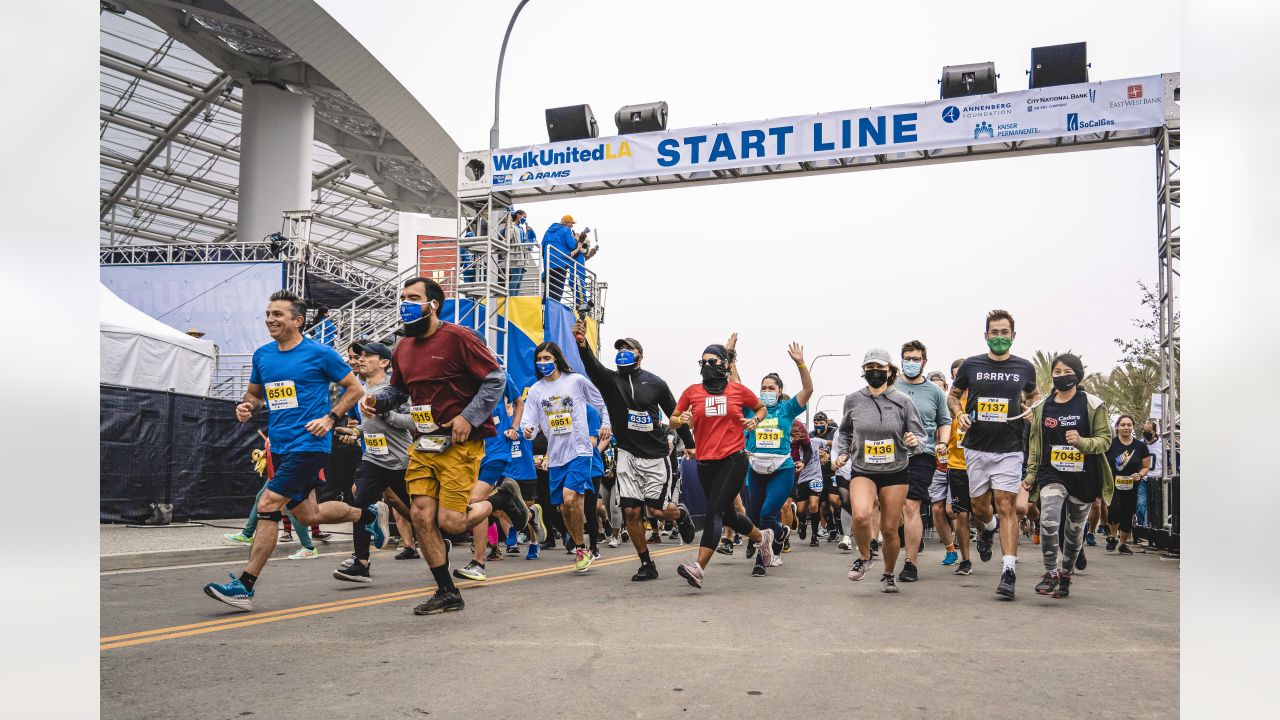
[
  {"left": 1143, "top": 431, "right": 1156, "bottom": 442},
  {"left": 701, "top": 362, "right": 729, "bottom": 392},
  {"left": 864, "top": 369, "right": 888, "bottom": 389},
  {"left": 1052, "top": 374, "right": 1078, "bottom": 392}
]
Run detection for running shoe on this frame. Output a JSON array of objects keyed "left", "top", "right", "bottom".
[
  {"left": 312, "top": 531, "right": 333, "bottom": 541},
  {"left": 517, "top": 532, "right": 529, "bottom": 544},
  {"left": 838, "top": 534, "right": 852, "bottom": 552},
  {"left": 288, "top": 547, "right": 319, "bottom": 560},
  {"left": 816, "top": 527, "right": 828, "bottom": 539},
  {"left": 954, "top": 559, "right": 973, "bottom": 575},
  {"left": 752, "top": 554, "right": 767, "bottom": 577},
  {"left": 607, "top": 536, "right": 620, "bottom": 549},
  {"left": 631, "top": 562, "right": 659, "bottom": 581},
  {"left": 590, "top": 547, "right": 601, "bottom": 560},
  {"left": 774, "top": 525, "right": 791, "bottom": 554},
  {"left": 223, "top": 532, "right": 252, "bottom": 545},
  {"left": 1106, "top": 536, "right": 1118, "bottom": 553},
  {"left": 782, "top": 539, "right": 792, "bottom": 553},
  {"left": 918, "top": 538, "right": 925, "bottom": 553},
  {"left": 506, "top": 544, "right": 518, "bottom": 555},
  {"left": 942, "top": 549, "right": 958, "bottom": 566},
  {"left": 715, "top": 537, "right": 734, "bottom": 555},
  {"left": 848, "top": 557, "right": 873, "bottom": 581},
  {"left": 769, "top": 555, "right": 782, "bottom": 567},
  {"left": 339, "top": 552, "right": 358, "bottom": 569},
  {"left": 333, "top": 560, "right": 372, "bottom": 584},
  {"left": 506, "top": 527, "right": 519, "bottom": 547},
  {"left": 414, "top": 589, "right": 464, "bottom": 615},
  {"left": 203, "top": 572, "right": 254, "bottom": 611},
  {"left": 996, "top": 568, "right": 1016, "bottom": 599},
  {"left": 278, "top": 531, "right": 293, "bottom": 543},
  {"left": 545, "top": 536, "right": 557, "bottom": 550},
  {"left": 492, "top": 480, "right": 531, "bottom": 532},
  {"left": 1035, "top": 571, "right": 1058, "bottom": 596},
  {"left": 1052, "top": 573, "right": 1072, "bottom": 598},
  {"left": 798, "top": 524, "right": 807, "bottom": 541},
  {"left": 530, "top": 504, "right": 547, "bottom": 543},
  {"left": 619, "top": 530, "right": 628, "bottom": 543},
  {"left": 394, "top": 547, "right": 419, "bottom": 560},
  {"left": 677, "top": 505, "right": 696, "bottom": 544},
  {"left": 1118, "top": 543, "right": 1134, "bottom": 555},
  {"left": 757, "top": 529, "right": 775, "bottom": 568},
  {"left": 809, "top": 537, "right": 820, "bottom": 548},
  {"left": 1085, "top": 532, "right": 1096, "bottom": 547},
  {"left": 648, "top": 531, "right": 662, "bottom": 544},
  {"left": 977, "top": 529, "right": 994, "bottom": 562},
  {"left": 676, "top": 561, "right": 704, "bottom": 588},
  {"left": 898, "top": 561, "right": 919, "bottom": 583},
  {"left": 1032, "top": 531, "right": 1041, "bottom": 546},
  {"left": 387, "top": 536, "right": 401, "bottom": 549},
  {"left": 880, "top": 573, "right": 899, "bottom": 593},
  {"left": 574, "top": 548, "right": 593, "bottom": 573},
  {"left": 745, "top": 540, "right": 756, "bottom": 559},
  {"left": 525, "top": 542, "right": 540, "bottom": 560},
  {"left": 828, "top": 529, "right": 840, "bottom": 544},
  {"left": 366, "top": 501, "right": 389, "bottom": 549},
  {"left": 453, "top": 560, "right": 487, "bottom": 581},
  {"left": 486, "top": 545, "right": 503, "bottom": 561},
  {"left": 732, "top": 533, "right": 742, "bottom": 546},
  {"left": 1075, "top": 549, "right": 1088, "bottom": 571},
  {"left": 870, "top": 538, "right": 881, "bottom": 555}
]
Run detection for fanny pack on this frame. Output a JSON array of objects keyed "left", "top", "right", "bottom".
[
  {"left": 747, "top": 452, "right": 789, "bottom": 475},
  {"left": 414, "top": 433, "right": 453, "bottom": 454}
]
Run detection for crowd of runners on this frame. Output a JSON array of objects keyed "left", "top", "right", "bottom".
[{"left": 203, "top": 278, "right": 1157, "bottom": 613}]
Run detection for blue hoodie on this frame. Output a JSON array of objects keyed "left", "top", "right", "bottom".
[{"left": 543, "top": 222, "right": 577, "bottom": 269}]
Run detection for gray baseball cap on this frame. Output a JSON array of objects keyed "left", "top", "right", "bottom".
[{"left": 862, "top": 347, "right": 892, "bottom": 366}]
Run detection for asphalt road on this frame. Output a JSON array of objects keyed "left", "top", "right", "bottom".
[{"left": 101, "top": 534, "right": 1178, "bottom": 719}]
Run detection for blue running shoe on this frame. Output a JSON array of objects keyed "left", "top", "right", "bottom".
[
  {"left": 506, "top": 526, "right": 518, "bottom": 547},
  {"left": 366, "top": 501, "right": 389, "bottom": 549},
  {"left": 203, "top": 572, "right": 253, "bottom": 611},
  {"left": 526, "top": 542, "right": 540, "bottom": 560},
  {"left": 942, "top": 550, "right": 958, "bottom": 566},
  {"left": 1085, "top": 532, "right": 1096, "bottom": 547}
]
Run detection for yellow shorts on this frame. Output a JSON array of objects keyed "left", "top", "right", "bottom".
[{"left": 405, "top": 439, "right": 485, "bottom": 513}]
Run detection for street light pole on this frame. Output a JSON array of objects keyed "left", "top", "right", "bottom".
[
  {"left": 490, "top": 0, "right": 531, "bottom": 150},
  {"left": 805, "top": 353, "right": 851, "bottom": 427}
]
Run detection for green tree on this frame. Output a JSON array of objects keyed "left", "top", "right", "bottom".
[
  {"left": 1032, "top": 350, "right": 1085, "bottom": 398},
  {"left": 1086, "top": 358, "right": 1160, "bottom": 422},
  {"left": 1115, "top": 280, "right": 1179, "bottom": 368}
]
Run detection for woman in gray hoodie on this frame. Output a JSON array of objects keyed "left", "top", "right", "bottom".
[{"left": 835, "top": 348, "right": 925, "bottom": 593}]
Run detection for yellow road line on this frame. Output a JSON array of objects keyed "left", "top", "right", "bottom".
[{"left": 101, "top": 545, "right": 689, "bottom": 650}]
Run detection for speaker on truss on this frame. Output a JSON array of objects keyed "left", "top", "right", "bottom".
[
  {"left": 545, "top": 104, "right": 599, "bottom": 142},
  {"left": 614, "top": 102, "right": 668, "bottom": 134},
  {"left": 939, "top": 62, "right": 998, "bottom": 99},
  {"left": 1029, "top": 42, "right": 1089, "bottom": 89}
]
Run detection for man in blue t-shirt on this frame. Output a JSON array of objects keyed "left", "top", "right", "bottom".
[{"left": 204, "top": 290, "right": 389, "bottom": 613}]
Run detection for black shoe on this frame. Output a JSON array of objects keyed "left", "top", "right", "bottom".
[
  {"left": 1035, "top": 572, "right": 1058, "bottom": 595},
  {"left": 394, "top": 547, "right": 419, "bottom": 560},
  {"left": 676, "top": 505, "right": 696, "bottom": 544},
  {"left": 413, "top": 589, "right": 464, "bottom": 615},
  {"left": 619, "top": 530, "right": 628, "bottom": 543},
  {"left": 870, "top": 538, "right": 880, "bottom": 554},
  {"left": 827, "top": 530, "right": 839, "bottom": 544},
  {"left": 745, "top": 540, "right": 756, "bottom": 559},
  {"left": 715, "top": 538, "right": 734, "bottom": 555},
  {"left": 1053, "top": 573, "right": 1072, "bottom": 598},
  {"left": 977, "top": 529, "right": 994, "bottom": 562},
  {"left": 918, "top": 538, "right": 925, "bottom": 553},
  {"left": 996, "top": 568, "right": 1016, "bottom": 599},
  {"left": 486, "top": 545, "right": 502, "bottom": 561},
  {"left": 954, "top": 559, "right": 973, "bottom": 575},
  {"left": 311, "top": 531, "right": 333, "bottom": 542},
  {"left": 898, "top": 561, "right": 919, "bottom": 583},
  {"left": 333, "top": 559, "right": 372, "bottom": 583},
  {"left": 1118, "top": 543, "right": 1134, "bottom": 555},
  {"left": 1106, "top": 537, "right": 1118, "bottom": 553},
  {"left": 1075, "top": 549, "right": 1088, "bottom": 571},
  {"left": 545, "top": 537, "right": 558, "bottom": 550},
  {"left": 752, "top": 555, "right": 767, "bottom": 577},
  {"left": 809, "top": 537, "right": 820, "bottom": 547},
  {"left": 798, "top": 523, "right": 807, "bottom": 540},
  {"left": 630, "top": 562, "right": 659, "bottom": 581}
]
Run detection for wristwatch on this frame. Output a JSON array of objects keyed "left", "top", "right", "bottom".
[{"left": 327, "top": 411, "right": 341, "bottom": 424}]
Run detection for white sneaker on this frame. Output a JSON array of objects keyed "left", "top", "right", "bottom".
[
  {"left": 770, "top": 555, "right": 782, "bottom": 567},
  {"left": 838, "top": 535, "right": 852, "bottom": 551},
  {"left": 288, "top": 547, "right": 319, "bottom": 560},
  {"left": 608, "top": 536, "right": 619, "bottom": 548}
]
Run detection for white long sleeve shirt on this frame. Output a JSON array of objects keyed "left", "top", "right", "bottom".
[{"left": 521, "top": 372, "right": 610, "bottom": 468}]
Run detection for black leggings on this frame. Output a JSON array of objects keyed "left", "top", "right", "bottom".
[
  {"left": 537, "top": 468, "right": 567, "bottom": 540},
  {"left": 697, "top": 453, "right": 755, "bottom": 551},
  {"left": 351, "top": 460, "right": 412, "bottom": 561},
  {"left": 1108, "top": 488, "right": 1138, "bottom": 534}
]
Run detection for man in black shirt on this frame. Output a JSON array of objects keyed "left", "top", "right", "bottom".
[
  {"left": 948, "top": 309, "right": 1041, "bottom": 599},
  {"left": 573, "top": 322, "right": 696, "bottom": 581}
]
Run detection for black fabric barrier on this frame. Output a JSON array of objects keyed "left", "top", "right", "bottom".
[{"left": 101, "top": 384, "right": 266, "bottom": 522}]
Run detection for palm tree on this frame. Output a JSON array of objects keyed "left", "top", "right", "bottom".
[
  {"left": 1032, "top": 350, "right": 1085, "bottom": 398},
  {"left": 1086, "top": 359, "right": 1160, "bottom": 422}
]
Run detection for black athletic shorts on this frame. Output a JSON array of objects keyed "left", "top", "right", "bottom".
[
  {"left": 906, "top": 453, "right": 935, "bottom": 502},
  {"left": 794, "top": 482, "right": 820, "bottom": 501},
  {"left": 947, "top": 468, "right": 971, "bottom": 514},
  {"left": 835, "top": 476, "right": 851, "bottom": 491},
  {"left": 517, "top": 479, "right": 538, "bottom": 504},
  {"left": 850, "top": 468, "right": 909, "bottom": 489}
]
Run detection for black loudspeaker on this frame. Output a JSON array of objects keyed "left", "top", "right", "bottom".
[
  {"left": 545, "top": 104, "right": 599, "bottom": 142},
  {"left": 614, "top": 101, "right": 669, "bottom": 134},
  {"left": 939, "top": 62, "right": 997, "bottom": 99},
  {"left": 1030, "top": 42, "right": 1088, "bottom": 89}
]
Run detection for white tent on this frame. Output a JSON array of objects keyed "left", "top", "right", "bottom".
[{"left": 100, "top": 284, "right": 216, "bottom": 395}]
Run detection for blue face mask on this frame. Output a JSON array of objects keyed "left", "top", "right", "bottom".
[
  {"left": 902, "top": 360, "right": 923, "bottom": 378},
  {"left": 399, "top": 301, "right": 424, "bottom": 324},
  {"left": 760, "top": 391, "right": 778, "bottom": 408},
  {"left": 615, "top": 350, "right": 637, "bottom": 367},
  {"left": 536, "top": 361, "right": 556, "bottom": 377}
]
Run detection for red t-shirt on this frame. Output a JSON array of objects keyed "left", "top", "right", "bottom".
[
  {"left": 675, "top": 382, "right": 761, "bottom": 461},
  {"left": 390, "top": 322, "right": 499, "bottom": 442}
]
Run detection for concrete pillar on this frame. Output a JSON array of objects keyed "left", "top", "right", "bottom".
[{"left": 237, "top": 82, "right": 313, "bottom": 243}]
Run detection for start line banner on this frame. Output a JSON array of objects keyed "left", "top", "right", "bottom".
[{"left": 486, "top": 75, "right": 1167, "bottom": 191}]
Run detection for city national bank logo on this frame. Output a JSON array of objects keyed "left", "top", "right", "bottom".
[
  {"left": 518, "top": 170, "right": 570, "bottom": 182},
  {"left": 1026, "top": 90, "right": 1092, "bottom": 113},
  {"left": 493, "top": 141, "right": 633, "bottom": 173},
  {"left": 942, "top": 105, "right": 960, "bottom": 123},
  {"left": 1066, "top": 113, "right": 1116, "bottom": 132}
]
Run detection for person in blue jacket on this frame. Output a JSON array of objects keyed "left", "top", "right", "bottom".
[{"left": 543, "top": 214, "right": 583, "bottom": 303}]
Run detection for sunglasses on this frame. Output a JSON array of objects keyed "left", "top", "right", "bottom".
[{"left": 698, "top": 359, "right": 724, "bottom": 367}]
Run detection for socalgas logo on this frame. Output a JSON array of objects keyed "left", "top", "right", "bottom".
[
  {"left": 493, "top": 141, "right": 633, "bottom": 173},
  {"left": 943, "top": 102, "right": 1012, "bottom": 123},
  {"left": 1066, "top": 113, "right": 1116, "bottom": 132}
]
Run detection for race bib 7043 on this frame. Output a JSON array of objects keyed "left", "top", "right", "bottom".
[
  {"left": 1049, "top": 444, "right": 1084, "bottom": 473},
  {"left": 264, "top": 380, "right": 298, "bottom": 411}
]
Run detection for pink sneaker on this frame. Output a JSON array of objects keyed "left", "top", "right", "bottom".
[
  {"left": 848, "top": 556, "right": 874, "bottom": 581},
  {"left": 757, "top": 529, "right": 775, "bottom": 568},
  {"left": 676, "top": 561, "right": 704, "bottom": 588}
]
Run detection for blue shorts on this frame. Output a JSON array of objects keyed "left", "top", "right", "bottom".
[
  {"left": 477, "top": 457, "right": 507, "bottom": 486},
  {"left": 548, "top": 455, "right": 594, "bottom": 505},
  {"left": 266, "top": 451, "right": 329, "bottom": 507}
]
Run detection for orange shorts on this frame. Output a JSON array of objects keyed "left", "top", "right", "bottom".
[{"left": 404, "top": 439, "right": 485, "bottom": 513}]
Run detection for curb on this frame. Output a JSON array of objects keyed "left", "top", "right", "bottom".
[{"left": 101, "top": 538, "right": 356, "bottom": 572}]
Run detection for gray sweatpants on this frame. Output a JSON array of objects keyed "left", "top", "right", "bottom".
[
  {"left": 598, "top": 480, "right": 623, "bottom": 532},
  {"left": 1039, "top": 483, "right": 1091, "bottom": 574}
]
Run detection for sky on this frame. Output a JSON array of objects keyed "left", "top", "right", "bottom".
[{"left": 319, "top": 0, "right": 1180, "bottom": 416}]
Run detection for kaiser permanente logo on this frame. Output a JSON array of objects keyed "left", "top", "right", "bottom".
[{"left": 493, "top": 141, "right": 634, "bottom": 173}]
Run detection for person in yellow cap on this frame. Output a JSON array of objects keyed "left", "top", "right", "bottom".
[{"left": 543, "top": 214, "right": 580, "bottom": 303}]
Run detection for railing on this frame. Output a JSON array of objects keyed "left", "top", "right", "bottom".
[
  {"left": 544, "top": 243, "right": 606, "bottom": 322},
  {"left": 325, "top": 266, "right": 417, "bottom": 352},
  {"left": 209, "top": 352, "right": 253, "bottom": 400}
]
